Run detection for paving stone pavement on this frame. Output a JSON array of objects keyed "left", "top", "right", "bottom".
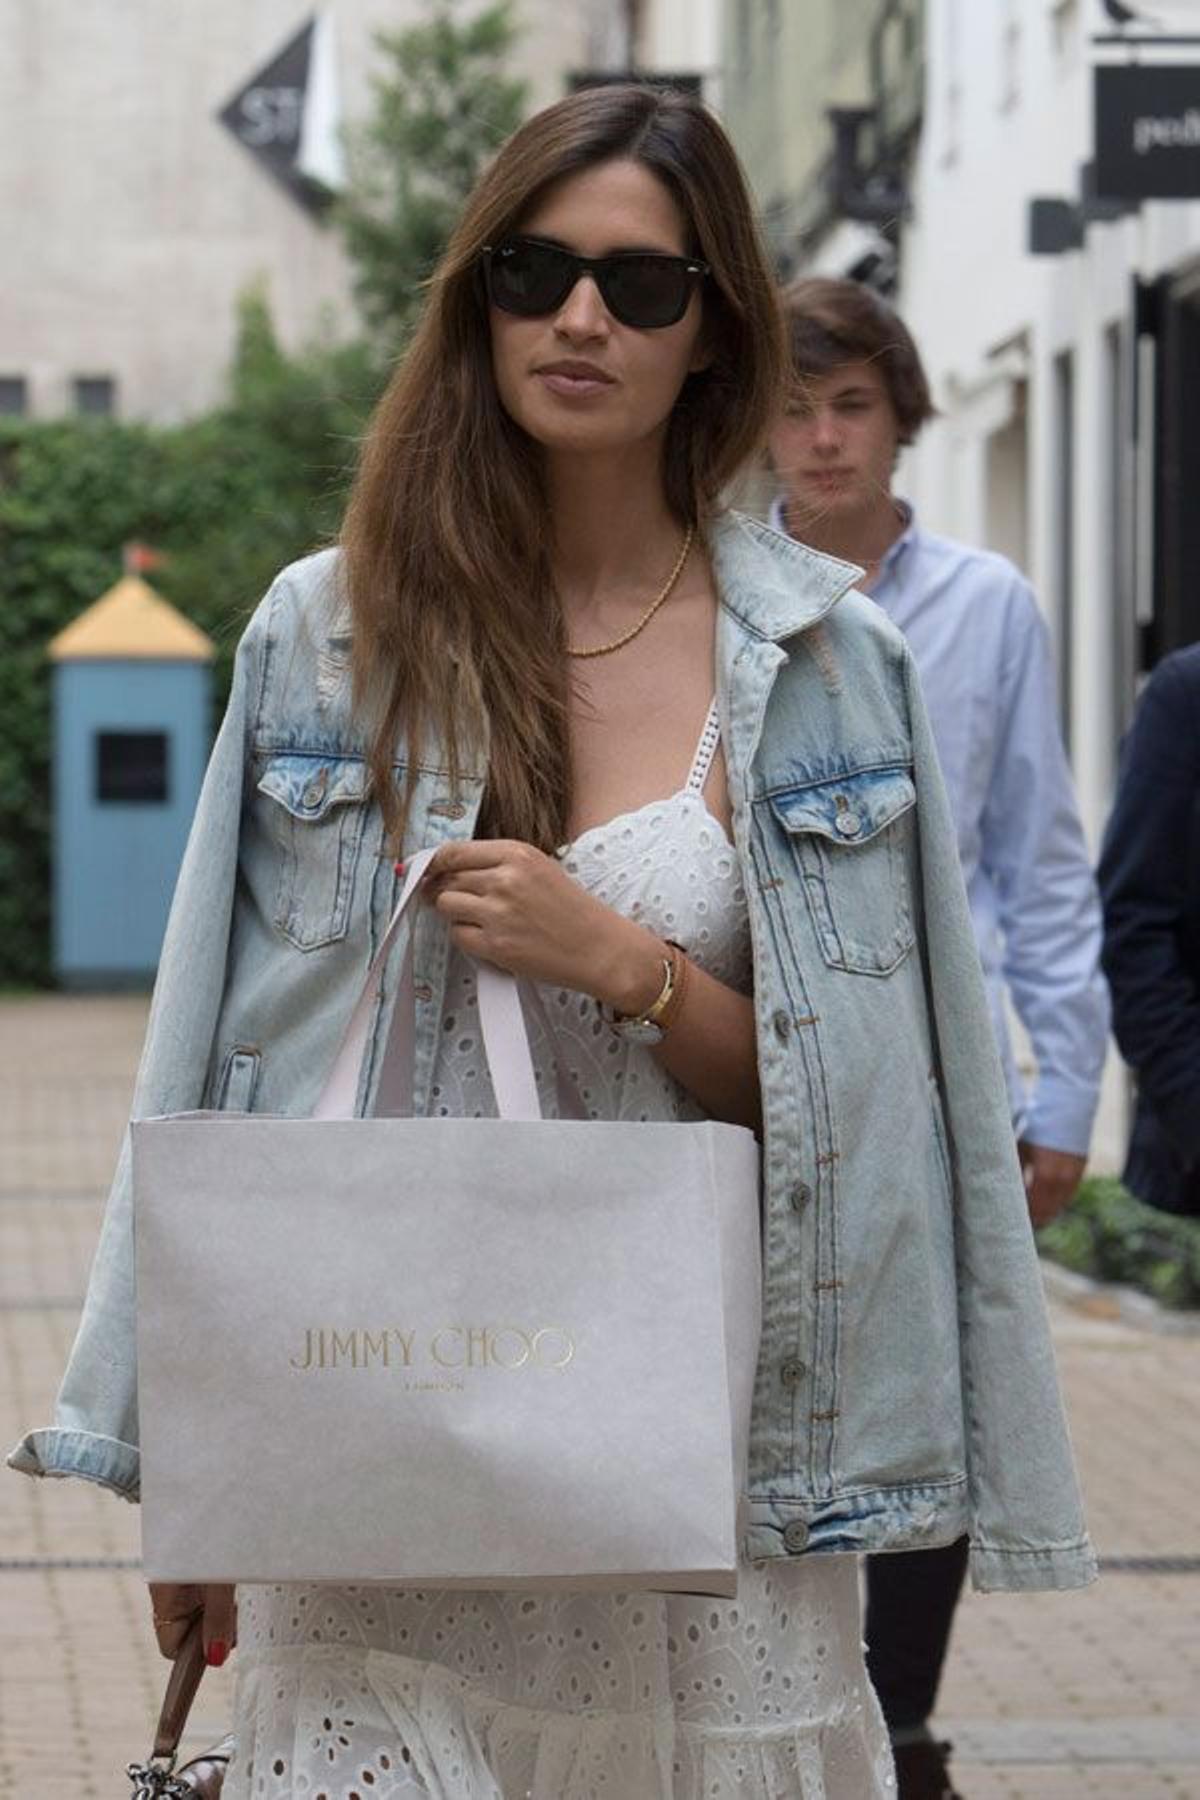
[{"left": 1, "top": 994, "right": 1198, "bottom": 1799}]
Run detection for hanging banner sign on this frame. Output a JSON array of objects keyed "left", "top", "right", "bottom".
[
  {"left": 218, "top": 13, "right": 344, "bottom": 211},
  {"left": 1095, "top": 65, "right": 1200, "bottom": 200}
]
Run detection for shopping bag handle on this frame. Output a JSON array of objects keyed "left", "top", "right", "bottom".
[{"left": 313, "top": 845, "right": 546, "bottom": 1123}]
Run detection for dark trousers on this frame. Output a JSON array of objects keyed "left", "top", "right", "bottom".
[{"left": 864, "top": 1537, "right": 970, "bottom": 1733}]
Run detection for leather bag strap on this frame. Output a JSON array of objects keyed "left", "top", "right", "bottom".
[{"left": 153, "top": 1614, "right": 207, "bottom": 1760}]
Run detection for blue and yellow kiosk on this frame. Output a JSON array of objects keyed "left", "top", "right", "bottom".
[{"left": 49, "top": 575, "right": 213, "bottom": 987}]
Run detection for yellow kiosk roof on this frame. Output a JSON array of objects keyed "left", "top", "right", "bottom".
[{"left": 49, "top": 576, "right": 214, "bottom": 663}]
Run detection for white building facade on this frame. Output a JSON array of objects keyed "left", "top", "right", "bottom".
[
  {"left": 0, "top": 1, "right": 631, "bottom": 424},
  {"left": 716, "top": 0, "right": 1200, "bottom": 1167},
  {"left": 901, "top": 0, "right": 1200, "bottom": 836},
  {"left": 897, "top": 0, "right": 1200, "bottom": 1163},
  {"left": 631, "top": 0, "right": 724, "bottom": 102}
]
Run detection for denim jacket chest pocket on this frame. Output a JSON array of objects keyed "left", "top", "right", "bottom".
[
  {"left": 770, "top": 767, "right": 917, "bottom": 975},
  {"left": 256, "top": 751, "right": 378, "bottom": 950}
]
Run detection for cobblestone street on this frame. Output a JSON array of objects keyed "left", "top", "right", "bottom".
[{"left": 1, "top": 994, "right": 1197, "bottom": 1798}]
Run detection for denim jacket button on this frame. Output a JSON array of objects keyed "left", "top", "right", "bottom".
[
  {"left": 773, "top": 1009, "right": 791, "bottom": 1042},
  {"left": 303, "top": 767, "right": 329, "bottom": 807},
  {"left": 783, "top": 1519, "right": 809, "bottom": 1553},
  {"left": 790, "top": 1182, "right": 811, "bottom": 1212},
  {"left": 780, "top": 1357, "right": 806, "bottom": 1388},
  {"left": 834, "top": 809, "right": 862, "bottom": 838}
]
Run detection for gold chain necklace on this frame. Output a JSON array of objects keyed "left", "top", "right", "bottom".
[{"left": 565, "top": 524, "right": 695, "bottom": 659}]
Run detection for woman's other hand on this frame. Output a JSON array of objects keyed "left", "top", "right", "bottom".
[
  {"left": 149, "top": 1581, "right": 237, "bottom": 1666},
  {"left": 423, "top": 839, "right": 662, "bottom": 1013}
]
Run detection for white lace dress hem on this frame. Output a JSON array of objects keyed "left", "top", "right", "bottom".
[{"left": 225, "top": 1562, "right": 894, "bottom": 1799}]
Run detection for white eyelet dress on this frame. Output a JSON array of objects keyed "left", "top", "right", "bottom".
[{"left": 225, "top": 703, "right": 894, "bottom": 1800}]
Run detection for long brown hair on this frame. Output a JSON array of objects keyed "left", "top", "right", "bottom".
[{"left": 341, "top": 82, "right": 785, "bottom": 852}]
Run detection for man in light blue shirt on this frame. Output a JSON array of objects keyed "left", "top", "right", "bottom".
[{"left": 769, "top": 278, "right": 1108, "bottom": 1800}]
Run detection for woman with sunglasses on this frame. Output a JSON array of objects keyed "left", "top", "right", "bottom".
[{"left": 12, "top": 83, "right": 1093, "bottom": 1799}]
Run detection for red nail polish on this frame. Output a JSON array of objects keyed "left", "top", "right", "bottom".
[
  {"left": 394, "top": 860, "right": 406, "bottom": 876},
  {"left": 206, "top": 1640, "right": 228, "bottom": 1668}
]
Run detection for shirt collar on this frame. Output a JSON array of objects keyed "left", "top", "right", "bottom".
[{"left": 875, "top": 500, "right": 917, "bottom": 585}]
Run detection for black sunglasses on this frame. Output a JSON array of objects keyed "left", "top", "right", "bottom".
[{"left": 482, "top": 237, "right": 709, "bottom": 330}]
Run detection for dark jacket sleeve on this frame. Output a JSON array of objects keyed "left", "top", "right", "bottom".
[{"left": 1099, "top": 648, "right": 1200, "bottom": 1162}]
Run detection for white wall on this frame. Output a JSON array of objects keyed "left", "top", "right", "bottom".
[
  {"left": 636, "top": 0, "right": 723, "bottom": 101},
  {"left": 0, "top": 0, "right": 605, "bottom": 424},
  {"left": 903, "top": 0, "right": 1200, "bottom": 821},
  {"left": 897, "top": 0, "right": 1200, "bottom": 1168}
]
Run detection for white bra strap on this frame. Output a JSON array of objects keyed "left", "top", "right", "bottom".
[{"left": 685, "top": 699, "right": 721, "bottom": 795}]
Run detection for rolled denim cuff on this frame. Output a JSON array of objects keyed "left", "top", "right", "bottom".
[
  {"left": 7, "top": 1427, "right": 140, "bottom": 1502},
  {"left": 969, "top": 1536, "right": 1098, "bottom": 1593}
]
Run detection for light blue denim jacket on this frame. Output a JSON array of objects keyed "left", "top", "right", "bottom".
[{"left": 9, "top": 512, "right": 1096, "bottom": 1594}]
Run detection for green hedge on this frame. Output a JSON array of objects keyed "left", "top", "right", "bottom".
[
  {"left": 1037, "top": 1175, "right": 1200, "bottom": 1310},
  {"left": 0, "top": 305, "right": 382, "bottom": 987}
]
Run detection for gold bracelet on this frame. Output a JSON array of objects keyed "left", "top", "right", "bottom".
[
  {"left": 656, "top": 942, "right": 691, "bottom": 1034},
  {"left": 607, "top": 953, "right": 673, "bottom": 1023},
  {"left": 642, "top": 953, "right": 678, "bottom": 1026},
  {"left": 599, "top": 941, "right": 688, "bottom": 1042}
]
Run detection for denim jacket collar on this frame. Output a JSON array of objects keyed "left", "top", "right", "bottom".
[{"left": 708, "top": 512, "right": 863, "bottom": 644}]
